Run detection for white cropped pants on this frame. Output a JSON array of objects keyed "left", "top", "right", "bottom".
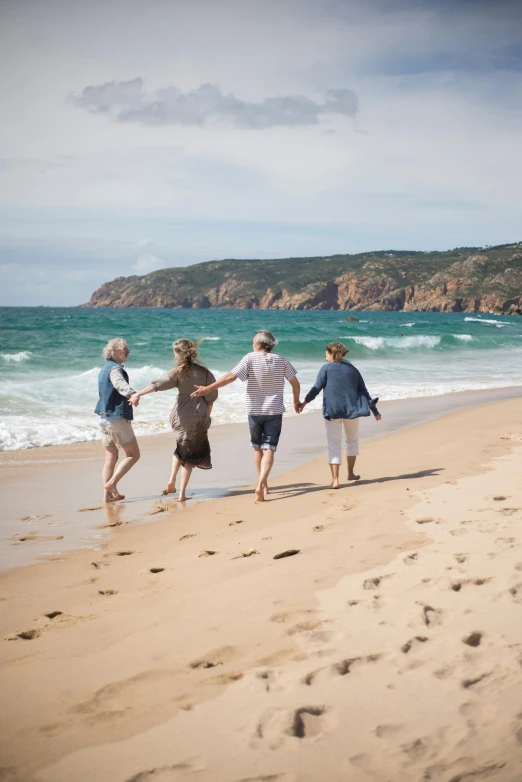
[{"left": 325, "top": 417, "right": 359, "bottom": 464}]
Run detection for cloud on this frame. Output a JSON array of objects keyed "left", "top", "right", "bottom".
[
  {"left": 68, "top": 79, "right": 358, "bottom": 128},
  {"left": 133, "top": 238, "right": 167, "bottom": 273}
]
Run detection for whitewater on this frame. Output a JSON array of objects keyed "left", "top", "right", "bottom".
[{"left": 1, "top": 307, "right": 521, "bottom": 450}]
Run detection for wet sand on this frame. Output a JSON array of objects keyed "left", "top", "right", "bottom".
[
  {"left": 1, "top": 394, "right": 522, "bottom": 781},
  {"left": 1, "top": 385, "right": 520, "bottom": 569}
]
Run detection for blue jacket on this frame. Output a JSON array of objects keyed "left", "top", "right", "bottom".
[
  {"left": 94, "top": 360, "right": 133, "bottom": 420},
  {"left": 304, "top": 360, "right": 376, "bottom": 420}
]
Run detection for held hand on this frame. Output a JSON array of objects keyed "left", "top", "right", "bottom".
[
  {"left": 191, "top": 385, "right": 208, "bottom": 399},
  {"left": 129, "top": 394, "right": 140, "bottom": 407},
  {"left": 374, "top": 412, "right": 382, "bottom": 421}
]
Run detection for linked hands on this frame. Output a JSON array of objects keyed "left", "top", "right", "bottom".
[
  {"left": 294, "top": 400, "right": 306, "bottom": 414},
  {"left": 129, "top": 393, "right": 140, "bottom": 407},
  {"left": 191, "top": 385, "right": 209, "bottom": 398}
]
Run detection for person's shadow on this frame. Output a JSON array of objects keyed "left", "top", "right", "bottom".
[{"left": 225, "top": 468, "right": 444, "bottom": 502}]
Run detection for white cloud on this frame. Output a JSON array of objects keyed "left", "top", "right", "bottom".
[{"left": 132, "top": 239, "right": 167, "bottom": 273}]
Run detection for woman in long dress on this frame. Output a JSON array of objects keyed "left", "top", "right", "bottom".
[{"left": 131, "top": 339, "right": 218, "bottom": 502}]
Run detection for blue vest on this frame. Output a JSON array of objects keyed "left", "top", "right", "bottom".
[{"left": 94, "top": 360, "right": 133, "bottom": 420}]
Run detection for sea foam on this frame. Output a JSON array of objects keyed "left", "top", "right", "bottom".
[{"left": 1, "top": 351, "right": 32, "bottom": 362}]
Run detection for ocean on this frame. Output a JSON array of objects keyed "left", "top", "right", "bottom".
[{"left": 1, "top": 307, "right": 521, "bottom": 451}]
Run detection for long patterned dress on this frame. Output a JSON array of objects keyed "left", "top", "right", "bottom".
[{"left": 151, "top": 363, "right": 218, "bottom": 469}]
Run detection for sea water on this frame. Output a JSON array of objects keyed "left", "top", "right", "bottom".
[{"left": 1, "top": 307, "right": 521, "bottom": 450}]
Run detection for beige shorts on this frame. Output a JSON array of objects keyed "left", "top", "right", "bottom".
[{"left": 99, "top": 418, "right": 137, "bottom": 449}]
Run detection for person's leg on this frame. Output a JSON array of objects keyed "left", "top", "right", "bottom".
[
  {"left": 254, "top": 416, "right": 282, "bottom": 502},
  {"left": 325, "top": 418, "right": 342, "bottom": 488},
  {"left": 256, "top": 448, "right": 275, "bottom": 502},
  {"left": 103, "top": 443, "right": 119, "bottom": 501},
  {"left": 104, "top": 440, "right": 140, "bottom": 494},
  {"left": 329, "top": 463, "right": 340, "bottom": 489},
  {"left": 248, "top": 415, "right": 264, "bottom": 499},
  {"left": 178, "top": 463, "right": 194, "bottom": 502},
  {"left": 164, "top": 454, "right": 181, "bottom": 494},
  {"left": 343, "top": 418, "right": 360, "bottom": 480}
]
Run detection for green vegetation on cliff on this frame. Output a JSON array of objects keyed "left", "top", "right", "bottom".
[{"left": 84, "top": 243, "right": 522, "bottom": 313}]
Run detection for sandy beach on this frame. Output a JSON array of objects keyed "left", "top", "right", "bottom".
[{"left": 1, "top": 394, "right": 522, "bottom": 781}]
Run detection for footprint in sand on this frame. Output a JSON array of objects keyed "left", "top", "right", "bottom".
[
  {"left": 304, "top": 654, "right": 382, "bottom": 686},
  {"left": 421, "top": 604, "right": 443, "bottom": 627},
  {"left": 189, "top": 645, "right": 237, "bottom": 670},
  {"left": 45, "top": 611, "right": 63, "bottom": 620},
  {"left": 375, "top": 723, "right": 405, "bottom": 739},
  {"left": 207, "top": 671, "right": 244, "bottom": 685},
  {"left": 509, "top": 583, "right": 522, "bottom": 603},
  {"left": 462, "top": 672, "right": 491, "bottom": 689},
  {"left": 98, "top": 589, "right": 119, "bottom": 596},
  {"left": 363, "top": 574, "right": 394, "bottom": 590},
  {"left": 9, "top": 628, "right": 42, "bottom": 641},
  {"left": 255, "top": 706, "right": 330, "bottom": 746},
  {"left": 125, "top": 759, "right": 205, "bottom": 781},
  {"left": 270, "top": 609, "right": 316, "bottom": 624},
  {"left": 450, "top": 578, "right": 492, "bottom": 592},
  {"left": 401, "top": 636, "right": 428, "bottom": 654},
  {"left": 179, "top": 533, "right": 197, "bottom": 541},
  {"left": 462, "top": 631, "right": 483, "bottom": 647},
  {"left": 454, "top": 553, "right": 468, "bottom": 564}
]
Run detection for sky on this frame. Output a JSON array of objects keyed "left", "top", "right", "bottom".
[{"left": 0, "top": 0, "right": 521, "bottom": 305}]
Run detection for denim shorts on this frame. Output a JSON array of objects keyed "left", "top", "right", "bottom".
[{"left": 248, "top": 414, "right": 283, "bottom": 451}]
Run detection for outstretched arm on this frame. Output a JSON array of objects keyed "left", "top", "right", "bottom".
[
  {"left": 129, "top": 384, "right": 155, "bottom": 407},
  {"left": 129, "top": 372, "right": 178, "bottom": 407},
  {"left": 191, "top": 371, "right": 238, "bottom": 398}
]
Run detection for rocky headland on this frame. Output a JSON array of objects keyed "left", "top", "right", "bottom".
[{"left": 84, "top": 243, "right": 522, "bottom": 313}]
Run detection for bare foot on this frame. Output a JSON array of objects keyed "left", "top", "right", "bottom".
[
  {"left": 347, "top": 473, "right": 360, "bottom": 481},
  {"left": 264, "top": 484, "right": 270, "bottom": 497},
  {"left": 255, "top": 486, "right": 265, "bottom": 503},
  {"left": 104, "top": 485, "right": 124, "bottom": 502},
  {"left": 162, "top": 483, "right": 176, "bottom": 495},
  {"left": 177, "top": 495, "right": 192, "bottom": 503},
  {"left": 330, "top": 479, "right": 340, "bottom": 489}
]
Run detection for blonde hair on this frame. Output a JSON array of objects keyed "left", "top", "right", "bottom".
[
  {"left": 102, "top": 338, "right": 128, "bottom": 361},
  {"left": 326, "top": 341, "right": 348, "bottom": 362},
  {"left": 173, "top": 338, "right": 201, "bottom": 374}
]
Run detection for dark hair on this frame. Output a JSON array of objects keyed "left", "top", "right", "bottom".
[
  {"left": 326, "top": 341, "right": 348, "bottom": 362},
  {"left": 172, "top": 338, "right": 200, "bottom": 373},
  {"left": 254, "top": 330, "right": 277, "bottom": 352}
]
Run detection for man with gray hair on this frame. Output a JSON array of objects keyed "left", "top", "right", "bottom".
[
  {"left": 191, "top": 330, "right": 300, "bottom": 502},
  {"left": 94, "top": 338, "right": 141, "bottom": 502}
]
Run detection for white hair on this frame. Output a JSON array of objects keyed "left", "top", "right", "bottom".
[
  {"left": 102, "top": 338, "right": 128, "bottom": 361},
  {"left": 254, "top": 330, "right": 277, "bottom": 352}
]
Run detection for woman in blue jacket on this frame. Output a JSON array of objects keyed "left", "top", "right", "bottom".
[{"left": 299, "top": 342, "right": 380, "bottom": 488}]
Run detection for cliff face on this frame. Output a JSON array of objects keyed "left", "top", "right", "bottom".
[{"left": 84, "top": 245, "right": 522, "bottom": 314}]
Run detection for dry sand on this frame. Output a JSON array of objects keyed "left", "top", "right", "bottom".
[{"left": 1, "top": 397, "right": 522, "bottom": 781}]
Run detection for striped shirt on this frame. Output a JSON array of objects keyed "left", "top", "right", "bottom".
[{"left": 231, "top": 351, "right": 297, "bottom": 415}]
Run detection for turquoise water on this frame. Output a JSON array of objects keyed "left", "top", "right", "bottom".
[{"left": 1, "top": 307, "right": 521, "bottom": 450}]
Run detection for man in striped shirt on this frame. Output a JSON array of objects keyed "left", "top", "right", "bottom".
[{"left": 191, "top": 330, "right": 300, "bottom": 502}]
